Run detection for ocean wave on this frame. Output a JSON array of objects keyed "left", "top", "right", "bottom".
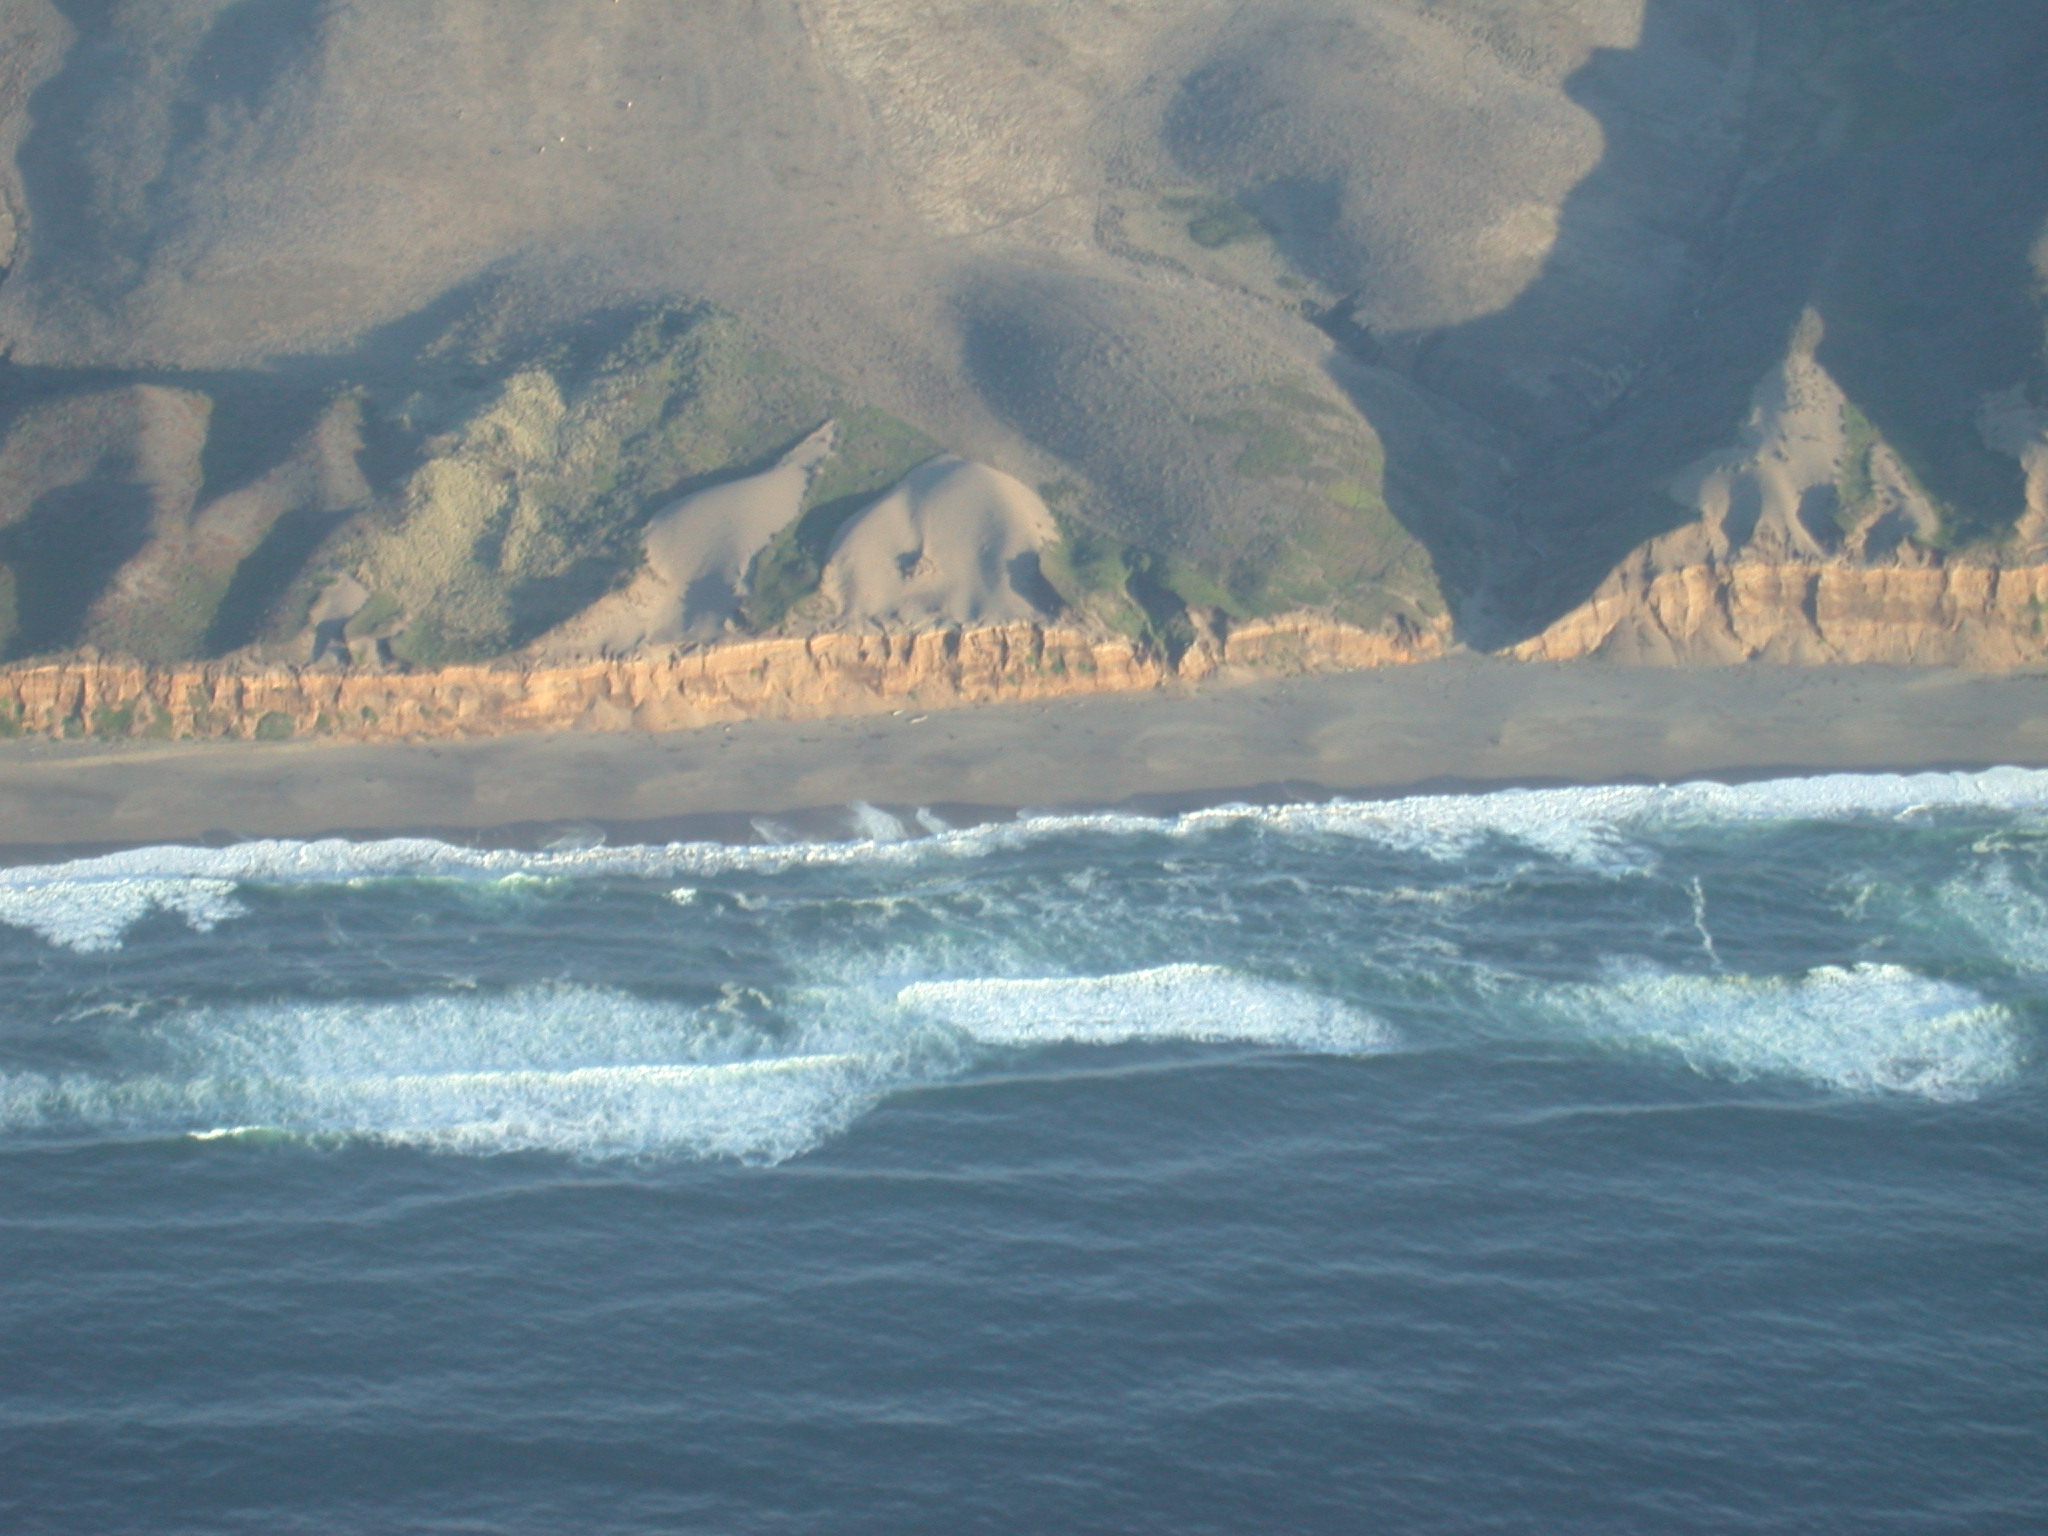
[
  {"left": 1937, "top": 861, "right": 2048, "bottom": 974},
  {"left": 0, "top": 984, "right": 918, "bottom": 1162},
  {"left": 0, "top": 965, "right": 1384, "bottom": 1159},
  {"left": 0, "top": 1053, "right": 887, "bottom": 1162},
  {"left": 897, "top": 964, "right": 1393, "bottom": 1053},
  {"left": 1233, "top": 766, "right": 2048, "bottom": 870},
  {"left": 0, "top": 941, "right": 2014, "bottom": 1159},
  {"left": 1542, "top": 962, "right": 2022, "bottom": 1101},
  {"left": 0, "top": 820, "right": 1163, "bottom": 952},
  {"left": 6, "top": 766, "right": 2048, "bottom": 951},
  {"left": 0, "top": 875, "right": 244, "bottom": 953}
]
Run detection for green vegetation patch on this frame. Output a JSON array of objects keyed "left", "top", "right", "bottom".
[
  {"left": 1163, "top": 194, "right": 1266, "bottom": 250},
  {"left": 1195, "top": 411, "right": 1318, "bottom": 479},
  {"left": 1836, "top": 400, "right": 1882, "bottom": 530},
  {"left": 387, "top": 614, "right": 457, "bottom": 668},
  {"left": 1824, "top": 336, "right": 2024, "bottom": 550},
  {"left": 92, "top": 571, "right": 235, "bottom": 666},
  {"left": 1264, "top": 382, "right": 1349, "bottom": 421},
  {"left": 1186, "top": 381, "right": 1443, "bottom": 627},
  {"left": 307, "top": 304, "right": 922, "bottom": 661},
  {"left": 89, "top": 700, "right": 136, "bottom": 738},
  {"left": 345, "top": 591, "right": 403, "bottom": 640},
  {"left": 1035, "top": 512, "right": 1153, "bottom": 641},
  {"left": 742, "top": 408, "right": 941, "bottom": 630}
]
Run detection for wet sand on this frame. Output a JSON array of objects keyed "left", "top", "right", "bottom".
[{"left": 2, "top": 659, "right": 2046, "bottom": 851}]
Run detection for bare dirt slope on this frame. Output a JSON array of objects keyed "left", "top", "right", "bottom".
[{"left": 0, "top": 0, "right": 2041, "bottom": 669}]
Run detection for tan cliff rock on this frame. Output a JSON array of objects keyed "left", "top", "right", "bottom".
[
  {"left": 0, "top": 616, "right": 1445, "bottom": 742},
  {"left": 1513, "top": 341, "right": 2048, "bottom": 667},
  {"left": 1509, "top": 554, "right": 2048, "bottom": 667}
]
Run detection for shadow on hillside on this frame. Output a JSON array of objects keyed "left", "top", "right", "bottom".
[
  {"left": 1273, "top": 0, "right": 2048, "bottom": 647},
  {"left": 0, "top": 269, "right": 512, "bottom": 657},
  {"left": 0, "top": 284, "right": 757, "bottom": 658},
  {"left": 13, "top": 0, "right": 329, "bottom": 308},
  {"left": 0, "top": 483, "right": 153, "bottom": 658}
]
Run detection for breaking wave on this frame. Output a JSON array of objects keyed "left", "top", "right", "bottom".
[
  {"left": 897, "top": 964, "right": 1392, "bottom": 1052},
  {"left": 2, "top": 1053, "right": 887, "bottom": 1163},
  {"left": 4, "top": 766, "right": 2048, "bottom": 952},
  {"left": 0, "top": 941, "right": 2019, "bottom": 1159},
  {"left": 1938, "top": 861, "right": 2048, "bottom": 974},
  {"left": 0, "top": 875, "right": 245, "bottom": 954},
  {"left": 1543, "top": 962, "right": 2022, "bottom": 1101},
  {"left": 4, "top": 945, "right": 2008, "bottom": 1162},
  {"left": 0, "top": 985, "right": 901, "bottom": 1162},
  {"left": 0, "top": 967, "right": 1388, "bottom": 1161}
]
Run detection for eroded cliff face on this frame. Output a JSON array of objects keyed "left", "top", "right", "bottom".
[
  {"left": 1511, "top": 342, "right": 2048, "bottom": 666},
  {"left": 0, "top": 616, "right": 1444, "bottom": 742},
  {"left": 1509, "top": 557, "right": 2048, "bottom": 666}
]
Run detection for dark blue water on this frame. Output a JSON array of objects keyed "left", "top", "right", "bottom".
[{"left": 2, "top": 772, "right": 2043, "bottom": 1533}]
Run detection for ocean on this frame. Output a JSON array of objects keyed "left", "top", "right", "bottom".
[{"left": 2, "top": 770, "right": 2043, "bottom": 1533}]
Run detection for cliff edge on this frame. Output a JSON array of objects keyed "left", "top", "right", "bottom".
[
  {"left": 1513, "top": 334, "right": 2048, "bottom": 666},
  {"left": 0, "top": 616, "right": 1444, "bottom": 743}
]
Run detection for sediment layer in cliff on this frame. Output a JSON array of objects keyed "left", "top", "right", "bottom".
[
  {"left": 1510, "top": 555, "right": 2048, "bottom": 667},
  {"left": 1506, "top": 327, "right": 2048, "bottom": 667},
  {"left": 0, "top": 617, "right": 1443, "bottom": 743}
]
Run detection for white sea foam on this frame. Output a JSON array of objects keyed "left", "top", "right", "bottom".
[
  {"left": 0, "top": 875, "right": 244, "bottom": 953},
  {"left": 2, "top": 1052, "right": 885, "bottom": 1161},
  {"left": 1229, "top": 766, "right": 2048, "bottom": 869},
  {"left": 0, "top": 946, "right": 2015, "bottom": 1156},
  {"left": 897, "top": 964, "right": 1393, "bottom": 1053},
  {"left": 6, "top": 766, "right": 2047, "bottom": 951},
  {"left": 0, "top": 963, "right": 1387, "bottom": 1158},
  {"left": 847, "top": 802, "right": 909, "bottom": 841},
  {"left": 1545, "top": 962, "right": 2022, "bottom": 1101},
  {"left": 0, "top": 984, "right": 914, "bottom": 1161},
  {"left": 1938, "top": 861, "right": 2048, "bottom": 973}
]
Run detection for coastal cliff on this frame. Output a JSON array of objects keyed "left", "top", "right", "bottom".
[
  {"left": 1511, "top": 557, "right": 2048, "bottom": 667},
  {"left": 1512, "top": 342, "right": 2048, "bottom": 667},
  {"left": 0, "top": 616, "right": 1443, "bottom": 742},
  {"left": 3, "top": 1, "right": 2042, "bottom": 704}
]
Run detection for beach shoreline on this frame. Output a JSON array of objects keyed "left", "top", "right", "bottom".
[{"left": 2, "top": 658, "right": 2045, "bottom": 857}]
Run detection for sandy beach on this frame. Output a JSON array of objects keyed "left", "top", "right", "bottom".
[{"left": 0, "top": 658, "right": 2042, "bottom": 853}]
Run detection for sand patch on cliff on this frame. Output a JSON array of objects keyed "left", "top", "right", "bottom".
[
  {"left": 542, "top": 424, "right": 835, "bottom": 655},
  {"left": 817, "top": 457, "right": 1060, "bottom": 629},
  {"left": 1979, "top": 385, "right": 2048, "bottom": 531},
  {"left": 1666, "top": 341, "right": 1940, "bottom": 566}
]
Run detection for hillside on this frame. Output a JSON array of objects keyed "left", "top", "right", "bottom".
[{"left": 0, "top": 0, "right": 2042, "bottom": 708}]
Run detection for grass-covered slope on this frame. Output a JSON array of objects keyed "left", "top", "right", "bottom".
[
  {"left": 0, "top": 0, "right": 2039, "bottom": 661},
  {"left": 305, "top": 306, "right": 940, "bottom": 663},
  {"left": 0, "top": 305, "right": 977, "bottom": 664},
  {"left": 0, "top": 289, "right": 1448, "bottom": 666}
]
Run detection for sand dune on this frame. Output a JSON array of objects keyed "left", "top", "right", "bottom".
[
  {"left": 542, "top": 423, "right": 837, "bottom": 655},
  {"left": 818, "top": 457, "right": 1059, "bottom": 629},
  {"left": 0, "top": 1, "right": 2041, "bottom": 666},
  {"left": 551, "top": 447, "right": 1063, "bottom": 647}
]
